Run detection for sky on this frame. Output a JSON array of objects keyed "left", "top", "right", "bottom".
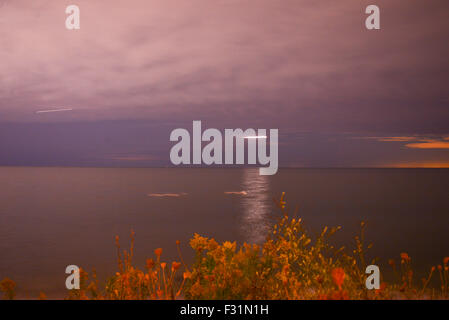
[{"left": 0, "top": 0, "right": 448, "bottom": 167}]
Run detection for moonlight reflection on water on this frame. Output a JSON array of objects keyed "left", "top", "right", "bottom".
[{"left": 241, "top": 169, "right": 272, "bottom": 244}]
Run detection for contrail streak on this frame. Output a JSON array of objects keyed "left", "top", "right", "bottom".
[{"left": 35, "top": 108, "right": 73, "bottom": 114}]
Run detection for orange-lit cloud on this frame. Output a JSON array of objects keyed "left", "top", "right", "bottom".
[
  {"left": 405, "top": 140, "right": 449, "bottom": 149},
  {"left": 385, "top": 162, "right": 449, "bottom": 168},
  {"left": 353, "top": 136, "right": 426, "bottom": 142},
  {"left": 366, "top": 136, "right": 449, "bottom": 149},
  {"left": 377, "top": 136, "right": 424, "bottom": 142}
]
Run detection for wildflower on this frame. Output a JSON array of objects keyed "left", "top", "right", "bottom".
[
  {"left": 444, "top": 257, "right": 449, "bottom": 265},
  {"left": 388, "top": 259, "right": 395, "bottom": 267},
  {"left": 161, "top": 262, "right": 166, "bottom": 269},
  {"left": 190, "top": 233, "right": 210, "bottom": 252},
  {"left": 154, "top": 248, "right": 163, "bottom": 257},
  {"left": 189, "top": 280, "right": 203, "bottom": 297},
  {"left": 280, "top": 192, "right": 286, "bottom": 209},
  {"left": 329, "top": 290, "right": 349, "bottom": 300},
  {"left": 172, "top": 261, "right": 181, "bottom": 271},
  {"left": 183, "top": 271, "right": 192, "bottom": 280},
  {"left": 331, "top": 268, "right": 345, "bottom": 289},
  {"left": 204, "top": 275, "right": 215, "bottom": 282},
  {"left": 376, "top": 282, "right": 387, "bottom": 294},
  {"left": 0, "top": 278, "right": 16, "bottom": 300},
  {"left": 223, "top": 241, "right": 236, "bottom": 252},
  {"left": 437, "top": 265, "right": 442, "bottom": 271},
  {"left": 400, "top": 252, "right": 411, "bottom": 262},
  {"left": 146, "top": 258, "right": 155, "bottom": 269}
]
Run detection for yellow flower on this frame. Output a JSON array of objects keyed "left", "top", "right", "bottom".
[
  {"left": 190, "top": 233, "right": 210, "bottom": 251},
  {"left": 223, "top": 241, "right": 236, "bottom": 251}
]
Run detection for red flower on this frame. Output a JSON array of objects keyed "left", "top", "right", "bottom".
[
  {"left": 330, "top": 290, "right": 349, "bottom": 300},
  {"left": 331, "top": 268, "right": 345, "bottom": 289}
]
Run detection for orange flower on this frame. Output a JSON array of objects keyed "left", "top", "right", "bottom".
[
  {"left": 330, "top": 290, "right": 349, "bottom": 300},
  {"left": 400, "top": 252, "right": 410, "bottom": 262},
  {"left": 160, "top": 262, "right": 166, "bottom": 269},
  {"left": 172, "top": 261, "right": 181, "bottom": 271},
  {"left": 154, "top": 248, "right": 163, "bottom": 257},
  {"left": 375, "top": 282, "right": 387, "bottom": 296},
  {"left": 444, "top": 257, "right": 449, "bottom": 265},
  {"left": 331, "top": 268, "right": 345, "bottom": 289},
  {"left": 146, "top": 258, "right": 155, "bottom": 269},
  {"left": 0, "top": 278, "right": 16, "bottom": 300},
  {"left": 204, "top": 275, "right": 215, "bottom": 282}
]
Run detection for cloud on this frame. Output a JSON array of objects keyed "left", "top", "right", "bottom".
[
  {"left": 385, "top": 162, "right": 449, "bottom": 168},
  {"left": 110, "top": 155, "right": 160, "bottom": 162},
  {"left": 376, "top": 137, "right": 425, "bottom": 142},
  {"left": 359, "top": 135, "right": 449, "bottom": 148},
  {"left": 1, "top": 1, "right": 449, "bottom": 168},
  {"left": 0, "top": 0, "right": 448, "bottom": 134},
  {"left": 405, "top": 140, "right": 449, "bottom": 149},
  {"left": 355, "top": 136, "right": 424, "bottom": 142}
]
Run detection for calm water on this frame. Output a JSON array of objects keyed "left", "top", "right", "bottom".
[{"left": 0, "top": 167, "right": 448, "bottom": 298}]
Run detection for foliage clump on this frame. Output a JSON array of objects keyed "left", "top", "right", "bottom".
[{"left": 2, "top": 193, "right": 448, "bottom": 300}]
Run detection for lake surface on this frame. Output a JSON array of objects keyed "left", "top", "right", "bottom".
[{"left": 0, "top": 167, "right": 448, "bottom": 298}]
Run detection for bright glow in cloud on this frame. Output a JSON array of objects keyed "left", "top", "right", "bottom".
[
  {"left": 387, "top": 162, "right": 449, "bottom": 168},
  {"left": 405, "top": 141, "right": 449, "bottom": 149},
  {"left": 363, "top": 136, "right": 449, "bottom": 149}
]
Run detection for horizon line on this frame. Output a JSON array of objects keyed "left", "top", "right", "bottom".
[{"left": 0, "top": 165, "right": 448, "bottom": 169}]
